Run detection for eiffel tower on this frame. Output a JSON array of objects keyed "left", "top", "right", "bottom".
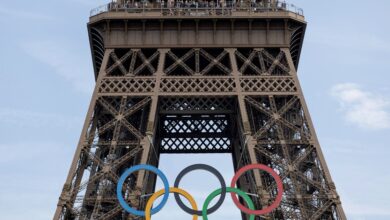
[{"left": 54, "top": 0, "right": 346, "bottom": 219}]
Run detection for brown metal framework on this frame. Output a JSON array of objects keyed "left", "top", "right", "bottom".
[{"left": 54, "top": 1, "right": 346, "bottom": 219}]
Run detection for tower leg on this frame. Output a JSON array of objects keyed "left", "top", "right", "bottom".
[{"left": 54, "top": 49, "right": 113, "bottom": 220}]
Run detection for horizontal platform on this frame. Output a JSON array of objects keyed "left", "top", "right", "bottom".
[
  {"left": 91, "top": 10, "right": 305, "bottom": 22},
  {"left": 90, "top": 2, "right": 305, "bottom": 22}
]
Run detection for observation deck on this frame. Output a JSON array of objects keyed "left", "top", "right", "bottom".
[
  {"left": 87, "top": 0, "right": 306, "bottom": 77},
  {"left": 90, "top": 1, "right": 304, "bottom": 21}
]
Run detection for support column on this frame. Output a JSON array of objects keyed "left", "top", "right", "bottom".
[
  {"left": 54, "top": 49, "right": 113, "bottom": 220},
  {"left": 136, "top": 49, "right": 168, "bottom": 188},
  {"left": 227, "top": 48, "right": 264, "bottom": 191},
  {"left": 281, "top": 48, "right": 347, "bottom": 220}
]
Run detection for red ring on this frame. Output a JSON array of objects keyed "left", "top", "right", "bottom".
[{"left": 230, "top": 164, "right": 283, "bottom": 215}]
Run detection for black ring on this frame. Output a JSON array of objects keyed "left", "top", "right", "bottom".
[{"left": 173, "top": 164, "right": 226, "bottom": 216}]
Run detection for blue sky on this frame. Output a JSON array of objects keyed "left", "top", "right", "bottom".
[{"left": 0, "top": 0, "right": 389, "bottom": 219}]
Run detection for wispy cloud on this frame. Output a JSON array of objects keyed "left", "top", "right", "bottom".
[
  {"left": 0, "top": 7, "right": 52, "bottom": 21},
  {"left": 69, "top": 0, "right": 110, "bottom": 7},
  {"left": 341, "top": 192, "right": 390, "bottom": 219},
  {"left": 20, "top": 40, "right": 94, "bottom": 94},
  {"left": 307, "top": 27, "right": 390, "bottom": 53},
  {"left": 0, "top": 141, "right": 69, "bottom": 164},
  {"left": 0, "top": 141, "right": 73, "bottom": 220},
  {"left": 0, "top": 108, "right": 82, "bottom": 130},
  {"left": 331, "top": 83, "right": 390, "bottom": 130}
]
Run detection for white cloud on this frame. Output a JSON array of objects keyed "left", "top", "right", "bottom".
[
  {"left": 331, "top": 83, "right": 390, "bottom": 130},
  {"left": 20, "top": 40, "right": 94, "bottom": 94}
]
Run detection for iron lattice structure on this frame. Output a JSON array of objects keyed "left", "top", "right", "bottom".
[{"left": 54, "top": 1, "right": 346, "bottom": 219}]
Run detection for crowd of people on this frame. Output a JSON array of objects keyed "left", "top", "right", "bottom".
[{"left": 107, "top": 0, "right": 288, "bottom": 11}]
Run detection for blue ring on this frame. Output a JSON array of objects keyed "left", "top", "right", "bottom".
[{"left": 116, "top": 164, "right": 170, "bottom": 216}]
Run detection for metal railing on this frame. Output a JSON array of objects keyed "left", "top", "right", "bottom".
[{"left": 90, "top": 1, "right": 303, "bottom": 17}]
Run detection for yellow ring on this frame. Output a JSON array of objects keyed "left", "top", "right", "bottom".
[{"left": 145, "top": 187, "right": 198, "bottom": 220}]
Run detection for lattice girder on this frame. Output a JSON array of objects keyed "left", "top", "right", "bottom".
[
  {"left": 159, "top": 114, "right": 233, "bottom": 153},
  {"left": 55, "top": 44, "right": 346, "bottom": 220},
  {"left": 164, "top": 48, "right": 232, "bottom": 76},
  {"left": 235, "top": 48, "right": 291, "bottom": 76},
  {"left": 243, "top": 94, "right": 341, "bottom": 219},
  {"left": 106, "top": 49, "right": 160, "bottom": 76}
]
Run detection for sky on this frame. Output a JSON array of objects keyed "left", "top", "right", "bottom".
[{"left": 0, "top": 0, "right": 389, "bottom": 219}]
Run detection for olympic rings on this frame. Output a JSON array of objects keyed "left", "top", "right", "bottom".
[
  {"left": 174, "top": 164, "right": 226, "bottom": 216},
  {"left": 230, "top": 164, "right": 284, "bottom": 215},
  {"left": 116, "top": 164, "right": 169, "bottom": 216},
  {"left": 145, "top": 187, "right": 198, "bottom": 220},
  {"left": 117, "top": 163, "right": 284, "bottom": 218},
  {"left": 202, "top": 187, "right": 255, "bottom": 220}
]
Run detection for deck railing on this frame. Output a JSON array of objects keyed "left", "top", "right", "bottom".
[{"left": 90, "top": 1, "right": 303, "bottom": 17}]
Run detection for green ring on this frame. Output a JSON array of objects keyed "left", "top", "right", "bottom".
[{"left": 202, "top": 187, "right": 256, "bottom": 220}]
